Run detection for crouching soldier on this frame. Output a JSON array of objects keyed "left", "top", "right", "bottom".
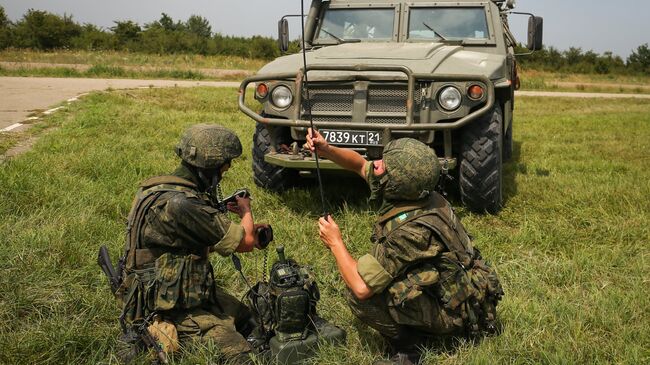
[
  {"left": 117, "top": 124, "right": 267, "bottom": 364},
  {"left": 306, "top": 129, "right": 504, "bottom": 365}
]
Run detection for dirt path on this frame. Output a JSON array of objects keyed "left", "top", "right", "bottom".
[
  {"left": 548, "top": 80, "right": 650, "bottom": 91},
  {"left": 0, "top": 77, "right": 240, "bottom": 131}
]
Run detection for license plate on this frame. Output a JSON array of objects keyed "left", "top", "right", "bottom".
[{"left": 321, "top": 129, "right": 381, "bottom": 146}]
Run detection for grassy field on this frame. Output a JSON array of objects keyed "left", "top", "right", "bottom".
[
  {"left": 0, "top": 88, "right": 648, "bottom": 364},
  {"left": 0, "top": 49, "right": 264, "bottom": 80},
  {"left": 0, "top": 49, "right": 266, "bottom": 70},
  {"left": 519, "top": 69, "right": 650, "bottom": 94}
]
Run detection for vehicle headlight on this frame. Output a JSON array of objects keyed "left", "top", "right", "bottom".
[
  {"left": 438, "top": 86, "right": 462, "bottom": 111},
  {"left": 271, "top": 85, "right": 293, "bottom": 109}
]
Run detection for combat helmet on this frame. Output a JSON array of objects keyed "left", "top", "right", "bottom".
[
  {"left": 175, "top": 124, "right": 242, "bottom": 169},
  {"left": 382, "top": 138, "right": 440, "bottom": 201}
]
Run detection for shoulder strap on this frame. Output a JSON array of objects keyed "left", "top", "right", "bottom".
[
  {"left": 140, "top": 175, "right": 197, "bottom": 190},
  {"left": 383, "top": 193, "right": 474, "bottom": 267},
  {"left": 124, "top": 176, "right": 199, "bottom": 270}
]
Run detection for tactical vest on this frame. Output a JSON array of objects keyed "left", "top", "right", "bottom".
[
  {"left": 376, "top": 192, "right": 504, "bottom": 336},
  {"left": 118, "top": 176, "right": 217, "bottom": 323}
]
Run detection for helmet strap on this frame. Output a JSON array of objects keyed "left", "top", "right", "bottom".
[{"left": 197, "top": 168, "right": 223, "bottom": 203}]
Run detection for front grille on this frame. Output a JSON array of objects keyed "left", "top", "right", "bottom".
[
  {"left": 301, "top": 82, "right": 419, "bottom": 125},
  {"left": 368, "top": 85, "right": 414, "bottom": 113},
  {"left": 304, "top": 86, "right": 354, "bottom": 113},
  {"left": 311, "top": 116, "right": 351, "bottom": 124}
]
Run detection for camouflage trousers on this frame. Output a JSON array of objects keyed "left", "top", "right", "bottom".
[
  {"left": 346, "top": 290, "right": 463, "bottom": 348},
  {"left": 164, "top": 286, "right": 254, "bottom": 362}
]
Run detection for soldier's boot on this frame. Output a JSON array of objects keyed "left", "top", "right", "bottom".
[
  {"left": 372, "top": 331, "right": 423, "bottom": 365},
  {"left": 115, "top": 330, "right": 146, "bottom": 364},
  {"left": 236, "top": 317, "right": 258, "bottom": 339}
]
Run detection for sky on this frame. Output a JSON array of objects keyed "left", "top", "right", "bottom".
[{"left": 1, "top": 0, "right": 648, "bottom": 58}]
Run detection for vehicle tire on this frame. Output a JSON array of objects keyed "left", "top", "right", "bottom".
[
  {"left": 459, "top": 104, "right": 503, "bottom": 214},
  {"left": 503, "top": 119, "right": 513, "bottom": 161},
  {"left": 252, "top": 123, "right": 297, "bottom": 191}
]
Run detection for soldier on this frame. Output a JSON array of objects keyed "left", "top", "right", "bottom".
[
  {"left": 306, "top": 129, "right": 504, "bottom": 365},
  {"left": 117, "top": 124, "right": 267, "bottom": 364}
]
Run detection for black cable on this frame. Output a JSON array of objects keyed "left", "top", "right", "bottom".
[{"left": 300, "top": 0, "right": 327, "bottom": 217}]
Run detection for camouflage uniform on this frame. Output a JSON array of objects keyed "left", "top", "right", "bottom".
[
  {"left": 118, "top": 125, "right": 253, "bottom": 362},
  {"left": 349, "top": 139, "right": 503, "bottom": 351}
]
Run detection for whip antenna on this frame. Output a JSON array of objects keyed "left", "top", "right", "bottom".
[{"left": 300, "top": 0, "right": 327, "bottom": 217}]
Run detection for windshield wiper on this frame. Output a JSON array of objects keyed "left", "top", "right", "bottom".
[
  {"left": 319, "top": 28, "right": 361, "bottom": 44},
  {"left": 422, "top": 22, "right": 448, "bottom": 41}
]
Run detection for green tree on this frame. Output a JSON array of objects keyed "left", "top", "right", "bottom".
[
  {"left": 0, "top": 6, "right": 9, "bottom": 28},
  {"left": 564, "top": 47, "right": 584, "bottom": 65},
  {"left": 111, "top": 20, "right": 141, "bottom": 49},
  {"left": 13, "top": 9, "right": 82, "bottom": 49},
  {"left": 0, "top": 6, "right": 13, "bottom": 49},
  {"left": 186, "top": 15, "right": 211, "bottom": 38},
  {"left": 71, "top": 24, "right": 113, "bottom": 50},
  {"left": 627, "top": 43, "right": 650, "bottom": 74},
  {"left": 250, "top": 36, "right": 279, "bottom": 59}
]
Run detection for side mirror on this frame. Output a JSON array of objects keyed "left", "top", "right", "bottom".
[
  {"left": 527, "top": 16, "right": 543, "bottom": 51},
  {"left": 278, "top": 18, "right": 289, "bottom": 53}
]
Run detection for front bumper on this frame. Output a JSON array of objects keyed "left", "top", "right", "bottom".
[{"left": 238, "top": 64, "right": 495, "bottom": 131}]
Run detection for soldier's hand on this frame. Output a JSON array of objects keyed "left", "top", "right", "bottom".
[
  {"left": 226, "top": 202, "right": 240, "bottom": 215},
  {"left": 235, "top": 196, "right": 252, "bottom": 218},
  {"left": 305, "top": 128, "right": 329, "bottom": 153},
  {"left": 253, "top": 224, "right": 271, "bottom": 249},
  {"left": 318, "top": 216, "right": 343, "bottom": 250}
]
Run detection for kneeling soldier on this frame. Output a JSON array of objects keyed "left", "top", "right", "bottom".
[
  {"left": 118, "top": 124, "right": 267, "bottom": 364},
  {"left": 306, "top": 129, "right": 504, "bottom": 365}
]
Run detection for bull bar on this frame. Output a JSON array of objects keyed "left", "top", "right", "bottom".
[{"left": 238, "top": 64, "right": 495, "bottom": 131}]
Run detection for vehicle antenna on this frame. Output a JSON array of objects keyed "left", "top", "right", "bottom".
[{"left": 300, "top": 0, "right": 328, "bottom": 218}]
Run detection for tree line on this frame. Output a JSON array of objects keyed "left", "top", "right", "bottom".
[
  {"left": 0, "top": 6, "right": 648, "bottom": 75},
  {"left": 0, "top": 7, "right": 298, "bottom": 60},
  {"left": 516, "top": 44, "right": 650, "bottom": 76}
]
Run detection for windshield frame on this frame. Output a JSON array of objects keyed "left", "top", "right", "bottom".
[
  {"left": 402, "top": 2, "right": 496, "bottom": 45},
  {"left": 312, "top": 3, "right": 401, "bottom": 45}
]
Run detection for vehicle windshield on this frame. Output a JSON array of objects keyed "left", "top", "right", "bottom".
[
  {"left": 408, "top": 7, "right": 489, "bottom": 41},
  {"left": 315, "top": 8, "right": 395, "bottom": 42}
]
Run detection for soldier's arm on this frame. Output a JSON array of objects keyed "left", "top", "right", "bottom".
[
  {"left": 163, "top": 194, "right": 244, "bottom": 256},
  {"left": 306, "top": 128, "right": 366, "bottom": 178},
  {"left": 318, "top": 216, "right": 373, "bottom": 300},
  {"left": 233, "top": 196, "right": 258, "bottom": 252}
]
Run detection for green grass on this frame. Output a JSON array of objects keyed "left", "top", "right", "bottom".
[
  {"left": 0, "top": 49, "right": 262, "bottom": 81},
  {"left": 519, "top": 69, "right": 650, "bottom": 95},
  {"left": 0, "top": 64, "right": 216, "bottom": 81},
  {"left": 1, "top": 89, "right": 649, "bottom": 364},
  {"left": 0, "top": 49, "right": 266, "bottom": 70}
]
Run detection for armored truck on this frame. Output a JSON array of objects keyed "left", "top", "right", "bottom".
[{"left": 238, "top": 0, "right": 543, "bottom": 213}]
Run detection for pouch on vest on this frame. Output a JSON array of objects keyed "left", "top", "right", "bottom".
[
  {"left": 433, "top": 252, "right": 475, "bottom": 310},
  {"left": 118, "top": 268, "right": 157, "bottom": 323},
  {"left": 154, "top": 253, "right": 214, "bottom": 311},
  {"left": 386, "top": 264, "right": 441, "bottom": 328},
  {"left": 387, "top": 264, "right": 439, "bottom": 306}
]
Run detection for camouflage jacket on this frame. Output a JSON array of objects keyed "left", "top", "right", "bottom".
[
  {"left": 118, "top": 165, "right": 244, "bottom": 322},
  {"left": 356, "top": 192, "right": 503, "bottom": 333}
]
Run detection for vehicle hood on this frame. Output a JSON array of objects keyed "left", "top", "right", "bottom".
[{"left": 257, "top": 42, "right": 506, "bottom": 80}]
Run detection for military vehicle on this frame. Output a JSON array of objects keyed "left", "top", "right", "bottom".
[{"left": 238, "top": 0, "right": 542, "bottom": 213}]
